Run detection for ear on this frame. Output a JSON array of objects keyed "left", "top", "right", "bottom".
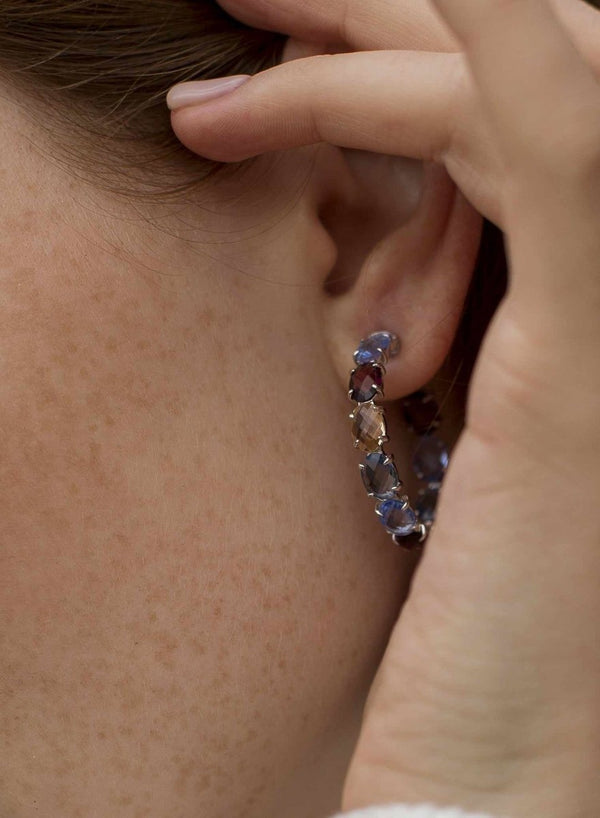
[
  {"left": 281, "top": 40, "right": 484, "bottom": 399},
  {"left": 311, "top": 145, "right": 484, "bottom": 400},
  {"left": 282, "top": 37, "right": 344, "bottom": 61}
]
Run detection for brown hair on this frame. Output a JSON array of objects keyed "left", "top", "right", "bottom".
[
  {"left": 0, "top": 0, "right": 286, "bottom": 198},
  {"left": 0, "top": 0, "right": 507, "bottom": 410}
]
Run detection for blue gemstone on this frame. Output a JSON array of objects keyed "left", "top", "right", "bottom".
[
  {"left": 412, "top": 435, "right": 449, "bottom": 482},
  {"left": 354, "top": 344, "right": 384, "bottom": 365},
  {"left": 415, "top": 485, "right": 439, "bottom": 525},
  {"left": 360, "top": 452, "right": 401, "bottom": 500},
  {"left": 368, "top": 332, "right": 400, "bottom": 356},
  {"left": 376, "top": 499, "right": 417, "bottom": 537},
  {"left": 353, "top": 332, "right": 400, "bottom": 365}
]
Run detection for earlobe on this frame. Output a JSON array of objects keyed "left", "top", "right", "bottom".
[{"left": 319, "top": 157, "right": 483, "bottom": 400}]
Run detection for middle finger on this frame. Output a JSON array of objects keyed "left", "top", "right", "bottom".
[
  {"left": 218, "top": 0, "right": 600, "bottom": 73},
  {"left": 219, "top": 0, "right": 459, "bottom": 51}
]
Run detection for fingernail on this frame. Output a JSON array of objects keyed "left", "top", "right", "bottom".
[{"left": 166, "top": 75, "right": 251, "bottom": 111}]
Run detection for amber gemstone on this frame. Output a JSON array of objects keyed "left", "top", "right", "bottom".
[
  {"left": 349, "top": 364, "right": 384, "bottom": 403},
  {"left": 351, "top": 403, "right": 387, "bottom": 452}
]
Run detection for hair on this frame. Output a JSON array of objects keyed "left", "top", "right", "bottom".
[
  {"left": 0, "top": 0, "right": 286, "bottom": 198},
  {"left": 0, "top": 0, "right": 508, "bottom": 413}
]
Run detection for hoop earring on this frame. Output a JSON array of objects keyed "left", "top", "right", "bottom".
[{"left": 348, "top": 331, "right": 449, "bottom": 550}]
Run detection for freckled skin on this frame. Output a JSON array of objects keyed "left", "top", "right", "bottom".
[{"left": 0, "top": 101, "right": 417, "bottom": 818}]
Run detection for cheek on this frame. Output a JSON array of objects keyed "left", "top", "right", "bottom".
[
  {"left": 107, "top": 333, "right": 412, "bottom": 814},
  {"left": 1, "top": 227, "right": 413, "bottom": 818}
]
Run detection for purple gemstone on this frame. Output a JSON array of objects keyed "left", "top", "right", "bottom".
[
  {"left": 360, "top": 452, "right": 401, "bottom": 500},
  {"left": 412, "top": 435, "right": 449, "bottom": 482},
  {"left": 402, "top": 390, "right": 440, "bottom": 435},
  {"left": 349, "top": 364, "right": 384, "bottom": 403},
  {"left": 376, "top": 499, "right": 417, "bottom": 537}
]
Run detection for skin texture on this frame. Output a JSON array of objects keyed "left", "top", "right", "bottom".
[
  {"left": 165, "top": 0, "right": 600, "bottom": 816},
  {"left": 3, "top": 0, "right": 599, "bottom": 815},
  {"left": 0, "top": 78, "right": 483, "bottom": 816}
]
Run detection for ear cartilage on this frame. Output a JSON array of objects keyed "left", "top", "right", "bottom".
[{"left": 348, "top": 331, "right": 449, "bottom": 550}]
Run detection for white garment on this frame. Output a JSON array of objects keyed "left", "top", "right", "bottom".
[{"left": 330, "top": 804, "right": 506, "bottom": 818}]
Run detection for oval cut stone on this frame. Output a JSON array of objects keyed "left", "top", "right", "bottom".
[
  {"left": 367, "top": 331, "right": 400, "bottom": 356},
  {"left": 412, "top": 435, "right": 449, "bottom": 482},
  {"left": 360, "top": 452, "right": 401, "bottom": 499},
  {"left": 354, "top": 344, "right": 385, "bottom": 365},
  {"left": 351, "top": 403, "right": 387, "bottom": 452},
  {"left": 376, "top": 499, "right": 417, "bottom": 537},
  {"left": 402, "top": 389, "right": 440, "bottom": 435},
  {"left": 353, "top": 331, "right": 399, "bottom": 365},
  {"left": 349, "top": 364, "right": 384, "bottom": 403}
]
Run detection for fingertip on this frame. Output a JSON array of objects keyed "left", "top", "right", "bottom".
[
  {"left": 166, "top": 75, "right": 251, "bottom": 112},
  {"left": 169, "top": 103, "right": 257, "bottom": 163}
]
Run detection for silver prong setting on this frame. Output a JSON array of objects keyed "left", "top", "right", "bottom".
[{"left": 347, "top": 330, "right": 447, "bottom": 550}]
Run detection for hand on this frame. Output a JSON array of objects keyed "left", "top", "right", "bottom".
[
  {"left": 168, "top": 1, "right": 600, "bottom": 816},
  {"left": 169, "top": 0, "right": 600, "bottom": 230}
]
